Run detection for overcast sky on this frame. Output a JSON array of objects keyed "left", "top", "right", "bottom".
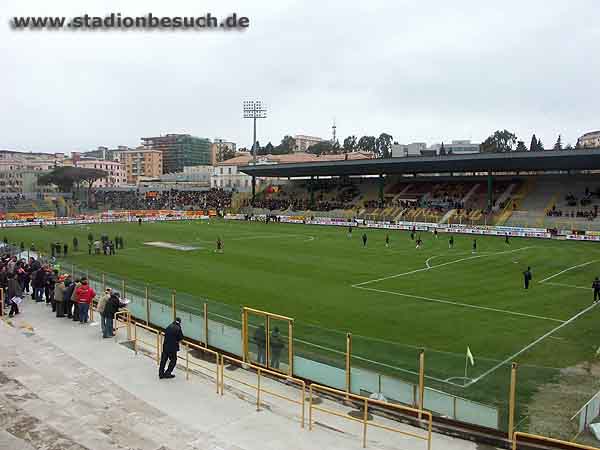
[{"left": 1, "top": 0, "right": 598, "bottom": 153}]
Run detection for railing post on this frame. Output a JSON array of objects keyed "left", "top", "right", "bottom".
[
  {"left": 508, "top": 362, "right": 518, "bottom": 443},
  {"left": 186, "top": 344, "right": 190, "bottom": 381},
  {"left": 288, "top": 320, "right": 294, "bottom": 376},
  {"left": 145, "top": 286, "right": 150, "bottom": 326},
  {"left": 171, "top": 290, "right": 176, "bottom": 322},
  {"left": 133, "top": 325, "right": 138, "bottom": 355},
  {"left": 122, "top": 280, "right": 126, "bottom": 300},
  {"left": 156, "top": 332, "right": 160, "bottom": 365},
  {"left": 256, "top": 368, "right": 261, "bottom": 411},
  {"left": 266, "top": 315, "right": 271, "bottom": 369},
  {"left": 126, "top": 311, "right": 131, "bottom": 340},
  {"left": 308, "top": 385, "right": 313, "bottom": 431},
  {"left": 346, "top": 332, "right": 352, "bottom": 400},
  {"left": 219, "top": 355, "right": 224, "bottom": 396},
  {"left": 418, "top": 349, "right": 425, "bottom": 419},
  {"left": 242, "top": 307, "right": 247, "bottom": 362},
  {"left": 363, "top": 398, "right": 368, "bottom": 448},
  {"left": 203, "top": 302, "right": 209, "bottom": 348}
]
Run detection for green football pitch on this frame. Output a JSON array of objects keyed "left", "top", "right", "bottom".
[{"left": 4, "top": 219, "right": 600, "bottom": 427}]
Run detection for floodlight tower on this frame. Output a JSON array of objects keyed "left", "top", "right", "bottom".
[
  {"left": 243, "top": 100, "right": 267, "bottom": 204},
  {"left": 243, "top": 100, "right": 267, "bottom": 164}
]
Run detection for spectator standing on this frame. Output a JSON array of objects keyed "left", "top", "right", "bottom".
[
  {"left": 70, "top": 278, "right": 81, "bottom": 321},
  {"left": 270, "top": 327, "right": 284, "bottom": 369},
  {"left": 96, "top": 288, "right": 111, "bottom": 337},
  {"left": 75, "top": 279, "right": 96, "bottom": 324},
  {"left": 103, "top": 291, "right": 121, "bottom": 338},
  {"left": 54, "top": 276, "right": 66, "bottom": 317},
  {"left": 254, "top": 324, "right": 266, "bottom": 365},
  {"left": 159, "top": 318, "right": 184, "bottom": 379}
]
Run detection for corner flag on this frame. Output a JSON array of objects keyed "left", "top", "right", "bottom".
[{"left": 466, "top": 347, "right": 475, "bottom": 366}]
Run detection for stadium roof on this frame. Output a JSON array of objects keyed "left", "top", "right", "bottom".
[{"left": 240, "top": 149, "right": 600, "bottom": 178}]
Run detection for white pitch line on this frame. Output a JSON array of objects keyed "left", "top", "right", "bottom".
[
  {"left": 353, "top": 246, "right": 534, "bottom": 287},
  {"left": 467, "top": 302, "right": 599, "bottom": 387},
  {"left": 538, "top": 260, "right": 600, "bottom": 284},
  {"left": 354, "top": 285, "right": 565, "bottom": 323},
  {"left": 545, "top": 282, "right": 592, "bottom": 291}
]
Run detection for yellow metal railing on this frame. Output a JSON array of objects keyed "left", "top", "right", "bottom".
[
  {"left": 220, "top": 354, "right": 306, "bottom": 428},
  {"left": 179, "top": 339, "right": 220, "bottom": 393},
  {"left": 309, "top": 383, "right": 432, "bottom": 449},
  {"left": 133, "top": 322, "right": 162, "bottom": 364},
  {"left": 512, "top": 432, "right": 600, "bottom": 450},
  {"left": 114, "top": 309, "right": 131, "bottom": 341}
]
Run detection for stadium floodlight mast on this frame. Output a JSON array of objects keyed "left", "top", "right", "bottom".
[{"left": 243, "top": 100, "right": 267, "bottom": 164}]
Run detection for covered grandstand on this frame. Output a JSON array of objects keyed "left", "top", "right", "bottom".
[{"left": 240, "top": 149, "right": 600, "bottom": 230}]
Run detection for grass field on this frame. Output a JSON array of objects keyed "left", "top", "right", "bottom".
[{"left": 5, "top": 219, "right": 600, "bottom": 432}]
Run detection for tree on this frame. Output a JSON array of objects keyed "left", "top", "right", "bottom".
[
  {"left": 529, "top": 134, "right": 538, "bottom": 152},
  {"left": 480, "top": 130, "right": 517, "bottom": 153},
  {"left": 537, "top": 138, "right": 544, "bottom": 151},
  {"left": 38, "top": 166, "right": 107, "bottom": 201},
  {"left": 375, "top": 133, "right": 394, "bottom": 159},
  {"left": 515, "top": 140, "right": 528, "bottom": 152},
  {"left": 306, "top": 141, "right": 336, "bottom": 155},
  {"left": 343, "top": 135, "right": 357, "bottom": 153},
  {"left": 439, "top": 142, "right": 446, "bottom": 156},
  {"left": 216, "top": 145, "right": 236, "bottom": 162},
  {"left": 357, "top": 136, "right": 376, "bottom": 153},
  {"left": 271, "top": 136, "right": 295, "bottom": 155},
  {"left": 264, "top": 142, "right": 275, "bottom": 154},
  {"left": 255, "top": 141, "right": 267, "bottom": 155},
  {"left": 575, "top": 140, "right": 582, "bottom": 149},
  {"left": 553, "top": 135, "right": 563, "bottom": 151},
  {"left": 565, "top": 143, "right": 574, "bottom": 150}
]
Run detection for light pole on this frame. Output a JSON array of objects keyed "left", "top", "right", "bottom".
[
  {"left": 243, "top": 100, "right": 267, "bottom": 164},
  {"left": 243, "top": 101, "right": 267, "bottom": 205}
]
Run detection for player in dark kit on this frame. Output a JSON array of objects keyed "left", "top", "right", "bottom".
[
  {"left": 362, "top": 233, "right": 367, "bottom": 247},
  {"left": 385, "top": 234, "right": 390, "bottom": 248},
  {"left": 215, "top": 237, "right": 224, "bottom": 253},
  {"left": 347, "top": 226, "right": 352, "bottom": 238},
  {"left": 523, "top": 267, "right": 532, "bottom": 289},
  {"left": 593, "top": 277, "right": 600, "bottom": 303},
  {"left": 434, "top": 228, "right": 438, "bottom": 239},
  {"left": 472, "top": 239, "right": 477, "bottom": 254},
  {"left": 505, "top": 233, "right": 510, "bottom": 245},
  {"left": 416, "top": 236, "right": 423, "bottom": 249},
  {"left": 449, "top": 235, "right": 454, "bottom": 249},
  {"left": 138, "top": 218, "right": 142, "bottom": 226}
]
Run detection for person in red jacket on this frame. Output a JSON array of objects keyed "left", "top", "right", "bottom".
[{"left": 75, "top": 278, "right": 96, "bottom": 324}]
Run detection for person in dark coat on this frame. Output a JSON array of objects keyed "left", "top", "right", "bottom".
[
  {"left": 159, "top": 318, "right": 184, "bottom": 379},
  {"left": 593, "top": 277, "right": 600, "bottom": 303},
  {"left": 32, "top": 267, "right": 46, "bottom": 303},
  {"left": 63, "top": 278, "right": 76, "bottom": 318},
  {"left": 103, "top": 292, "right": 121, "bottom": 338},
  {"left": 7, "top": 274, "right": 22, "bottom": 317},
  {"left": 270, "top": 327, "right": 284, "bottom": 369},
  {"left": 523, "top": 267, "right": 532, "bottom": 289},
  {"left": 254, "top": 324, "right": 266, "bottom": 365}
]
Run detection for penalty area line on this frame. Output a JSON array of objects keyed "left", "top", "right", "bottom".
[
  {"left": 466, "top": 302, "right": 599, "bottom": 387},
  {"left": 538, "top": 260, "right": 600, "bottom": 284},
  {"left": 353, "top": 286, "right": 565, "bottom": 324},
  {"left": 353, "top": 246, "right": 534, "bottom": 287}
]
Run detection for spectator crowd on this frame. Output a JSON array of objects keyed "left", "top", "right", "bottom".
[
  {"left": 1, "top": 247, "right": 124, "bottom": 338},
  {"left": 93, "top": 188, "right": 232, "bottom": 211}
]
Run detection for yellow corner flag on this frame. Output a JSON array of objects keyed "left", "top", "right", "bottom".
[{"left": 467, "top": 347, "right": 475, "bottom": 366}]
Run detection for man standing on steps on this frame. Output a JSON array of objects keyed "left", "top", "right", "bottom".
[
  {"left": 159, "top": 317, "right": 184, "bottom": 379},
  {"left": 523, "top": 267, "right": 532, "bottom": 289}
]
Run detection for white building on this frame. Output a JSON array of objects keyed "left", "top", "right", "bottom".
[
  {"left": 578, "top": 131, "right": 600, "bottom": 148},
  {"left": 76, "top": 159, "right": 127, "bottom": 187},
  {"left": 430, "top": 140, "right": 480, "bottom": 155},
  {"left": 391, "top": 142, "right": 427, "bottom": 157},
  {"left": 211, "top": 155, "right": 254, "bottom": 192},
  {"left": 294, "top": 135, "right": 325, "bottom": 153}
]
